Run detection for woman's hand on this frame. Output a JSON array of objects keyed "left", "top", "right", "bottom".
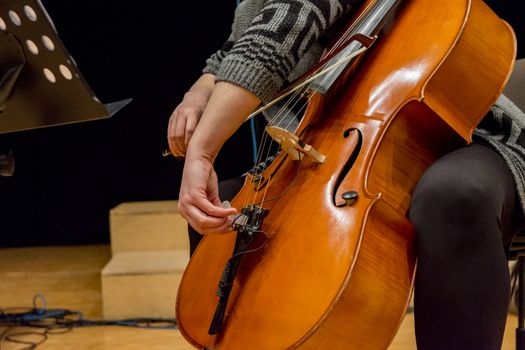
[
  {"left": 177, "top": 154, "right": 238, "bottom": 234},
  {"left": 167, "top": 74, "right": 215, "bottom": 157}
]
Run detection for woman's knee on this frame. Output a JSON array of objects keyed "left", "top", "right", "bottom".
[{"left": 410, "top": 168, "right": 495, "bottom": 227}]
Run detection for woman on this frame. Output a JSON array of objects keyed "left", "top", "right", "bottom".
[{"left": 167, "top": 0, "right": 525, "bottom": 348}]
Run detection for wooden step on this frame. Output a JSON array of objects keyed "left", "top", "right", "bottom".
[
  {"left": 101, "top": 250, "right": 189, "bottom": 319},
  {"left": 109, "top": 200, "right": 189, "bottom": 254}
]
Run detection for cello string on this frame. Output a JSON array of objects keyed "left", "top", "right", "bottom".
[
  {"left": 243, "top": 89, "right": 309, "bottom": 209},
  {"left": 252, "top": 157, "right": 302, "bottom": 206},
  {"left": 259, "top": 173, "right": 273, "bottom": 207},
  {"left": 252, "top": 8, "right": 363, "bottom": 150},
  {"left": 246, "top": 0, "right": 373, "bottom": 129},
  {"left": 242, "top": 52, "right": 353, "bottom": 209},
  {"left": 253, "top": 15, "right": 364, "bottom": 143},
  {"left": 240, "top": 4, "right": 372, "bottom": 210},
  {"left": 242, "top": 80, "right": 311, "bottom": 208}
]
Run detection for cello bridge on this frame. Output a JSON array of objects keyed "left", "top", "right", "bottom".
[{"left": 265, "top": 126, "right": 326, "bottom": 163}]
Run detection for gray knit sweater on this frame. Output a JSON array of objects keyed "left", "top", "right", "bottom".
[
  {"left": 203, "top": 0, "right": 525, "bottom": 215},
  {"left": 203, "top": 0, "right": 359, "bottom": 102}
]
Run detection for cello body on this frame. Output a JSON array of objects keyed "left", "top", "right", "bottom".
[{"left": 176, "top": 0, "right": 516, "bottom": 348}]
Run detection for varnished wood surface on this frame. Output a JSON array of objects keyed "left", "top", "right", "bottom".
[{"left": 0, "top": 245, "right": 519, "bottom": 349}]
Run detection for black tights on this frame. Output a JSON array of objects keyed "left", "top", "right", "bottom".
[
  {"left": 187, "top": 143, "right": 525, "bottom": 349},
  {"left": 409, "top": 143, "right": 524, "bottom": 349}
]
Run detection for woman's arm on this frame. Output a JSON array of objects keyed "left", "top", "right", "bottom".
[
  {"left": 177, "top": 81, "right": 261, "bottom": 234},
  {"left": 167, "top": 73, "right": 216, "bottom": 156}
]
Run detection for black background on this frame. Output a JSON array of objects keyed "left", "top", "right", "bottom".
[{"left": 0, "top": 0, "right": 522, "bottom": 247}]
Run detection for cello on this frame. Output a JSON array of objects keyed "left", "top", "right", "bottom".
[{"left": 176, "top": 0, "right": 517, "bottom": 348}]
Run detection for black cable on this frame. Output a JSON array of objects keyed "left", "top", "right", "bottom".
[
  {"left": 0, "top": 308, "right": 178, "bottom": 329},
  {"left": 0, "top": 295, "right": 178, "bottom": 349}
]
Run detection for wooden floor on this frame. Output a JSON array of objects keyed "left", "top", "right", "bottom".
[{"left": 0, "top": 245, "right": 519, "bottom": 349}]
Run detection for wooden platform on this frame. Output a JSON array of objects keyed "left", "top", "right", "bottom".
[
  {"left": 109, "top": 200, "right": 189, "bottom": 254},
  {"left": 0, "top": 244, "right": 520, "bottom": 349},
  {"left": 101, "top": 250, "right": 189, "bottom": 319},
  {"left": 101, "top": 200, "right": 189, "bottom": 320}
]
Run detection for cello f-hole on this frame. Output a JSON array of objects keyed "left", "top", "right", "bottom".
[{"left": 332, "top": 127, "right": 362, "bottom": 207}]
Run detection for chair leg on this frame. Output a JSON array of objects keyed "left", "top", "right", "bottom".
[{"left": 517, "top": 256, "right": 525, "bottom": 350}]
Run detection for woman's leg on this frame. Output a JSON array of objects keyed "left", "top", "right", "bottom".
[
  {"left": 188, "top": 176, "right": 245, "bottom": 256},
  {"left": 409, "top": 143, "right": 525, "bottom": 350}
]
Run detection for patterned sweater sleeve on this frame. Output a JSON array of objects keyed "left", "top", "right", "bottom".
[
  {"left": 202, "top": 0, "right": 264, "bottom": 76},
  {"left": 211, "top": 0, "right": 361, "bottom": 103}
]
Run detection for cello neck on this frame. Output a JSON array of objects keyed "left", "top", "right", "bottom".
[{"left": 310, "top": 0, "right": 403, "bottom": 95}]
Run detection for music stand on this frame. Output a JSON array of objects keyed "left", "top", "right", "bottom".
[{"left": 0, "top": 0, "right": 131, "bottom": 174}]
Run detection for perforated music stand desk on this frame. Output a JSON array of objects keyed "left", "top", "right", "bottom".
[{"left": 0, "top": 0, "right": 130, "bottom": 134}]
